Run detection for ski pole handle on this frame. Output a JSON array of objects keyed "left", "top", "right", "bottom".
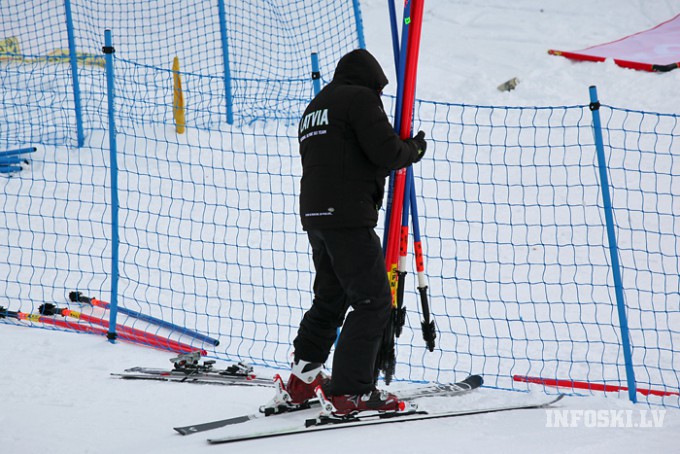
[{"left": 418, "top": 286, "right": 436, "bottom": 352}]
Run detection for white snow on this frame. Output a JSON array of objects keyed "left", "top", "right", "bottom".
[
  {"left": 3, "top": 1, "right": 680, "bottom": 453},
  {"left": 2, "top": 324, "right": 678, "bottom": 453}
]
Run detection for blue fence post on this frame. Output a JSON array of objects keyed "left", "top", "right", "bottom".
[
  {"left": 351, "top": 0, "right": 366, "bottom": 49},
  {"left": 310, "top": 52, "right": 321, "bottom": 96},
  {"left": 589, "top": 85, "right": 637, "bottom": 403},
  {"left": 0, "top": 147, "right": 36, "bottom": 158},
  {"left": 217, "top": 0, "right": 234, "bottom": 124},
  {"left": 103, "top": 29, "right": 120, "bottom": 343},
  {"left": 63, "top": 0, "right": 85, "bottom": 147}
]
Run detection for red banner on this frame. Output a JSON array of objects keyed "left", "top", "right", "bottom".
[{"left": 549, "top": 13, "right": 680, "bottom": 72}]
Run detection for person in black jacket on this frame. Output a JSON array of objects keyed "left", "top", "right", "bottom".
[{"left": 285, "top": 49, "right": 427, "bottom": 415}]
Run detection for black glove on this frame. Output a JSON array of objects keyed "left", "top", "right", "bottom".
[{"left": 409, "top": 130, "right": 427, "bottom": 163}]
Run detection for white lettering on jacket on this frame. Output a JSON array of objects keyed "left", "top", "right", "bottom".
[{"left": 299, "top": 108, "right": 329, "bottom": 134}]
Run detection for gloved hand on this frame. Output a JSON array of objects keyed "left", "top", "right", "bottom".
[{"left": 409, "top": 130, "right": 427, "bottom": 163}]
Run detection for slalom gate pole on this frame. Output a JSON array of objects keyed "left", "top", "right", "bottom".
[
  {"left": 0, "top": 306, "right": 201, "bottom": 354},
  {"left": 375, "top": 0, "right": 411, "bottom": 384},
  {"left": 383, "top": 173, "right": 396, "bottom": 253},
  {"left": 513, "top": 375, "right": 679, "bottom": 397},
  {"left": 382, "top": 0, "right": 412, "bottom": 253},
  {"left": 2, "top": 306, "right": 110, "bottom": 335},
  {"left": 70, "top": 291, "right": 220, "bottom": 346},
  {"left": 387, "top": 0, "right": 400, "bottom": 82},
  {"left": 377, "top": 0, "right": 426, "bottom": 384},
  {"left": 387, "top": 0, "right": 425, "bottom": 278},
  {"left": 39, "top": 304, "right": 206, "bottom": 355},
  {"left": 376, "top": 0, "right": 413, "bottom": 384},
  {"left": 388, "top": 0, "right": 425, "bottom": 315},
  {"left": 393, "top": 0, "right": 431, "bottom": 348},
  {"left": 385, "top": 0, "right": 413, "bottom": 291}
]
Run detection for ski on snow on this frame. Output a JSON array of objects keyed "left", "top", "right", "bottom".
[
  {"left": 207, "top": 394, "right": 564, "bottom": 445},
  {"left": 112, "top": 352, "right": 275, "bottom": 388},
  {"left": 173, "top": 374, "right": 483, "bottom": 435},
  {"left": 112, "top": 366, "right": 275, "bottom": 387}
]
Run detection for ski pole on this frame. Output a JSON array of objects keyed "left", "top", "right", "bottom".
[
  {"left": 69, "top": 291, "right": 220, "bottom": 346},
  {"left": 409, "top": 178, "right": 436, "bottom": 351},
  {"left": 39, "top": 303, "right": 206, "bottom": 355}
]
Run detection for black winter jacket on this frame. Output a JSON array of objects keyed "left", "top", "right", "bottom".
[{"left": 298, "top": 49, "right": 420, "bottom": 230}]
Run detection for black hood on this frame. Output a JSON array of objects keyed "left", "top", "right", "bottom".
[{"left": 332, "top": 49, "right": 389, "bottom": 92}]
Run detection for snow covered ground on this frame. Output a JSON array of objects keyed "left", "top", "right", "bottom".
[
  {"left": 2, "top": 324, "right": 678, "bottom": 454},
  {"left": 3, "top": 1, "right": 680, "bottom": 453}
]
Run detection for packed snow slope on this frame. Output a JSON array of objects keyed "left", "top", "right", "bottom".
[{"left": 2, "top": 1, "right": 680, "bottom": 453}]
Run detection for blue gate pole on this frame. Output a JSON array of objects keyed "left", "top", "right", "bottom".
[
  {"left": 589, "top": 85, "right": 637, "bottom": 403},
  {"left": 310, "top": 53, "right": 321, "bottom": 96},
  {"left": 351, "top": 0, "right": 366, "bottom": 49},
  {"left": 103, "top": 30, "right": 120, "bottom": 343},
  {"left": 387, "top": 0, "right": 400, "bottom": 74},
  {"left": 63, "top": 0, "right": 85, "bottom": 147},
  {"left": 217, "top": 0, "right": 234, "bottom": 124}
]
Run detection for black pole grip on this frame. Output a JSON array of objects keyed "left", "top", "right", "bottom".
[
  {"left": 395, "top": 271, "right": 407, "bottom": 337},
  {"left": 418, "top": 286, "right": 436, "bottom": 351},
  {"left": 69, "top": 291, "right": 91, "bottom": 303},
  {"left": 422, "top": 320, "right": 436, "bottom": 352},
  {"left": 0, "top": 307, "right": 20, "bottom": 319},
  {"left": 38, "top": 303, "right": 59, "bottom": 316}
]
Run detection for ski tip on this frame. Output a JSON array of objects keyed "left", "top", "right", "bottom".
[
  {"left": 173, "top": 427, "right": 193, "bottom": 436},
  {"left": 551, "top": 394, "right": 566, "bottom": 404},
  {"left": 465, "top": 374, "right": 484, "bottom": 388}
]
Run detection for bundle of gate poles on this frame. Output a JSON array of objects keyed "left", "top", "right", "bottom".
[
  {"left": 0, "top": 291, "right": 219, "bottom": 355},
  {"left": 376, "top": 0, "right": 436, "bottom": 384}
]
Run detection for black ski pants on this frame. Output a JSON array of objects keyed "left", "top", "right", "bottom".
[{"left": 293, "top": 227, "right": 392, "bottom": 395}]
